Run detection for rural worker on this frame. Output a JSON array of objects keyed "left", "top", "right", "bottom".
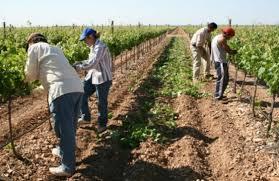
[
  {"left": 211, "top": 27, "right": 237, "bottom": 100},
  {"left": 24, "top": 33, "right": 84, "bottom": 177},
  {"left": 190, "top": 22, "right": 218, "bottom": 82},
  {"left": 74, "top": 28, "right": 112, "bottom": 134}
]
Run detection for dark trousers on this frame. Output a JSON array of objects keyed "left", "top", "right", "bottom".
[
  {"left": 80, "top": 78, "right": 112, "bottom": 127},
  {"left": 49, "top": 92, "right": 83, "bottom": 173},
  {"left": 214, "top": 62, "right": 229, "bottom": 98}
]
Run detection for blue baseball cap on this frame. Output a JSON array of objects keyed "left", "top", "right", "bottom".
[{"left": 79, "top": 28, "right": 96, "bottom": 41}]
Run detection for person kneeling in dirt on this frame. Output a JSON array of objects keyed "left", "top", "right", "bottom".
[
  {"left": 73, "top": 28, "right": 112, "bottom": 134},
  {"left": 211, "top": 27, "right": 237, "bottom": 100},
  {"left": 24, "top": 33, "right": 84, "bottom": 177},
  {"left": 190, "top": 22, "right": 218, "bottom": 82}
]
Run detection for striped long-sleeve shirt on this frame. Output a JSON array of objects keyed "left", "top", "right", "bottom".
[{"left": 79, "top": 39, "right": 112, "bottom": 85}]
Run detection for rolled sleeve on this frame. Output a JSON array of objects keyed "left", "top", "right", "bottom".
[
  {"left": 24, "top": 46, "right": 39, "bottom": 82},
  {"left": 81, "top": 46, "right": 105, "bottom": 71}
]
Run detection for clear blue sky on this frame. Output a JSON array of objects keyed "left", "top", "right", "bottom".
[{"left": 0, "top": 0, "right": 278, "bottom": 26}]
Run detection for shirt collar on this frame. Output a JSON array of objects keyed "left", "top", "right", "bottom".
[
  {"left": 94, "top": 39, "right": 100, "bottom": 46},
  {"left": 90, "top": 39, "right": 100, "bottom": 49}
]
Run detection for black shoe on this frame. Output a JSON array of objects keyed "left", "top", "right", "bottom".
[
  {"left": 97, "top": 126, "right": 107, "bottom": 134},
  {"left": 214, "top": 96, "right": 222, "bottom": 100},
  {"left": 222, "top": 96, "right": 228, "bottom": 100},
  {"left": 214, "top": 95, "right": 228, "bottom": 100},
  {"left": 78, "top": 118, "right": 91, "bottom": 125}
]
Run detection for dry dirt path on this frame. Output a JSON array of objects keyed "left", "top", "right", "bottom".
[
  {"left": 121, "top": 29, "right": 279, "bottom": 181},
  {"left": 0, "top": 29, "right": 174, "bottom": 180},
  {"left": 1, "top": 28, "right": 279, "bottom": 181}
]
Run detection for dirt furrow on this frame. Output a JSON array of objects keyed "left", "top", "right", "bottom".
[
  {"left": 0, "top": 30, "right": 173, "bottom": 180},
  {"left": 122, "top": 29, "right": 215, "bottom": 181}
]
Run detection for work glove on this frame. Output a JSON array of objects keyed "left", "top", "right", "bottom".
[{"left": 72, "top": 62, "right": 83, "bottom": 71}]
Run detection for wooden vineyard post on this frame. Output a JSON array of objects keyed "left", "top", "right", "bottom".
[
  {"left": 3, "top": 22, "right": 6, "bottom": 39},
  {"left": 120, "top": 53, "right": 123, "bottom": 74},
  {"left": 143, "top": 42, "right": 146, "bottom": 54},
  {"left": 134, "top": 46, "right": 136, "bottom": 62},
  {"left": 144, "top": 42, "right": 146, "bottom": 54},
  {"left": 228, "top": 18, "right": 232, "bottom": 27},
  {"left": 114, "top": 55, "right": 116, "bottom": 73},
  {"left": 137, "top": 45, "right": 139, "bottom": 59},
  {"left": 267, "top": 94, "right": 277, "bottom": 135},
  {"left": 137, "top": 45, "right": 139, "bottom": 60},
  {"left": 238, "top": 72, "right": 247, "bottom": 100},
  {"left": 9, "top": 24, "right": 12, "bottom": 33},
  {"left": 140, "top": 44, "right": 142, "bottom": 57},
  {"left": 111, "top": 20, "right": 114, "bottom": 34},
  {"left": 139, "top": 44, "right": 142, "bottom": 57},
  {"left": 125, "top": 50, "right": 128, "bottom": 71},
  {"left": 7, "top": 97, "right": 22, "bottom": 159},
  {"left": 233, "top": 66, "right": 238, "bottom": 94},
  {"left": 155, "top": 38, "right": 157, "bottom": 46},
  {"left": 111, "top": 55, "right": 114, "bottom": 73},
  {"left": 142, "top": 43, "right": 144, "bottom": 55},
  {"left": 252, "top": 78, "right": 258, "bottom": 117}
]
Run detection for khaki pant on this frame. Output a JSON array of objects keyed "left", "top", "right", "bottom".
[{"left": 190, "top": 45, "right": 211, "bottom": 80}]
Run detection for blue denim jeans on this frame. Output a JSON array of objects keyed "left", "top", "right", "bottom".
[
  {"left": 49, "top": 92, "right": 83, "bottom": 173},
  {"left": 214, "top": 62, "right": 229, "bottom": 98},
  {"left": 80, "top": 78, "right": 112, "bottom": 127}
]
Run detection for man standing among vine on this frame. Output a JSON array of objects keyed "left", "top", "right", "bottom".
[
  {"left": 190, "top": 22, "right": 218, "bottom": 82},
  {"left": 211, "top": 27, "right": 237, "bottom": 100}
]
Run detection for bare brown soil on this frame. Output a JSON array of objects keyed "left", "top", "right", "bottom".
[{"left": 0, "top": 28, "right": 278, "bottom": 181}]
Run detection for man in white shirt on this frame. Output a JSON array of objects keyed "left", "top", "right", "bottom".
[
  {"left": 25, "top": 33, "right": 84, "bottom": 177},
  {"left": 190, "top": 22, "right": 218, "bottom": 82},
  {"left": 211, "top": 27, "right": 237, "bottom": 100}
]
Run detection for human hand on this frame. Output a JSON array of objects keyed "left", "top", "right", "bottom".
[{"left": 72, "top": 62, "right": 83, "bottom": 71}]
